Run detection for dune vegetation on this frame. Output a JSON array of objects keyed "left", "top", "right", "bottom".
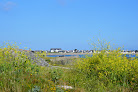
[{"left": 0, "top": 42, "right": 138, "bottom": 92}]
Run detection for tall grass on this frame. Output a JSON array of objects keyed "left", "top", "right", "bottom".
[
  {"left": 62, "top": 41, "right": 138, "bottom": 92},
  {"left": 0, "top": 43, "right": 69, "bottom": 92},
  {"left": 0, "top": 42, "right": 138, "bottom": 92}
]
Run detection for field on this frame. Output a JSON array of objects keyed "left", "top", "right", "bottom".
[{"left": 0, "top": 43, "right": 138, "bottom": 92}]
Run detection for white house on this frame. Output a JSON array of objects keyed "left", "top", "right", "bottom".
[
  {"left": 132, "top": 51, "right": 135, "bottom": 54},
  {"left": 50, "top": 48, "right": 62, "bottom": 53}
]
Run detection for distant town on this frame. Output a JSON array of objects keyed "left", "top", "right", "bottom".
[{"left": 31, "top": 48, "right": 138, "bottom": 54}]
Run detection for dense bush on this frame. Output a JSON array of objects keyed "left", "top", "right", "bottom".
[
  {"left": 0, "top": 43, "right": 67, "bottom": 92},
  {"left": 0, "top": 42, "right": 138, "bottom": 92},
  {"left": 68, "top": 49, "right": 138, "bottom": 91}
]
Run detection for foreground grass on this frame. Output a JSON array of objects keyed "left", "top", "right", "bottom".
[
  {"left": 0, "top": 44, "right": 73, "bottom": 92},
  {"left": 0, "top": 43, "right": 138, "bottom": 92},
  {"left": 63, "top": 49, "right": 138, "bottom": 92}
]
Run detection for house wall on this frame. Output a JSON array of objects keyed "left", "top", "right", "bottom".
[{"left": 51, "top": 50, "right": 55, "bottom": 52}]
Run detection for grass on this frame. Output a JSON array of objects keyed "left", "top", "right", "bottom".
[
  {"left": 0, "top": 42, "right": 138, "bottom": 92},
  {"left": 0, "top": 43, "right": 71, "bottom": 92},
  {"left": 36, "top": 52, "right": 77, "bottom": 67},
  {"left": 64, "top": 49, "right": 138, "bottom": 92}
]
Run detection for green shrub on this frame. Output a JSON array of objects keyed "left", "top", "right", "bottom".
[
  {"left": 1, "top": 41, "right": 137, "bottom": 92},
  {"left": 72, "top": 48, "right": 138, "bottom": 91},
  {"left": 62, "top": 40, "right": 138, "bottom": 92},
  {"left": 0, "top": 43, "right": 58, "bottom": 92}
]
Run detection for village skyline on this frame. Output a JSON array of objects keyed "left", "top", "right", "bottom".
[{"left": 31, "top": 48, "right": 138, "bottom": 54}]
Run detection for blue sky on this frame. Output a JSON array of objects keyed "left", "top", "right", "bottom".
[{"left": 0, "top": 0, "right": 138, "bottom": 50}]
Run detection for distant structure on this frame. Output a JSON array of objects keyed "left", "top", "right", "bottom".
[
  {"left": 50, "top": 48, "right": 62, "bottom": 53},
  {"left": 30, "top": 48, "right": 137, "bottom": 54},
  {"left": 135, "top": 50, "right": 138, "bottom": 53},
  {"left": 74, "top": 49, "right": 78, "bottom": 53}
]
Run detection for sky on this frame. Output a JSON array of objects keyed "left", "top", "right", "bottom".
[{"left": 0, "top": 0, "right": 138, "bottom": 50}]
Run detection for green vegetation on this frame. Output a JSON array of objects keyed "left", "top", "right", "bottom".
[
  {"left": 0, "top": 42, "right": 138, "bottom": 92},
  {"left": 36, "top": 52, "right": 77, "bottom": 67},
  {"left": 0, "top": 43, "right": 70, "bottom": 92},
  {"left": 66, "top": 49, "right": 138, "bottom": 91}
]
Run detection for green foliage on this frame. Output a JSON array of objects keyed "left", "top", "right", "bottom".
[
  {"left": 0, "top": 41, "right": 138, "bottom": 92},
  {"left": 28, "top": 86, "right": 41, "bottom": 92},
  {"left": 39, "top": 54, "right": 76, "bottom": 66},
  {"left": 49, "top": 68, "right": 63, "bottom": 84},
  {"left": 0, "top": 43, "right": 69, "bottom": 92},
  {"left": 69, "top": 41, "right": 138, "bottom": 92}
]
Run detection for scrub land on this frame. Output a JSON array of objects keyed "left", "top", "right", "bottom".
[{"left": 0, "top": 43, "right": 138, "bottom": 92}]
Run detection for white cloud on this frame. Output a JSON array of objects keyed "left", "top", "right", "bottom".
[{"left": 0, "top": 1, "right": 16, "bottom": 11}]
